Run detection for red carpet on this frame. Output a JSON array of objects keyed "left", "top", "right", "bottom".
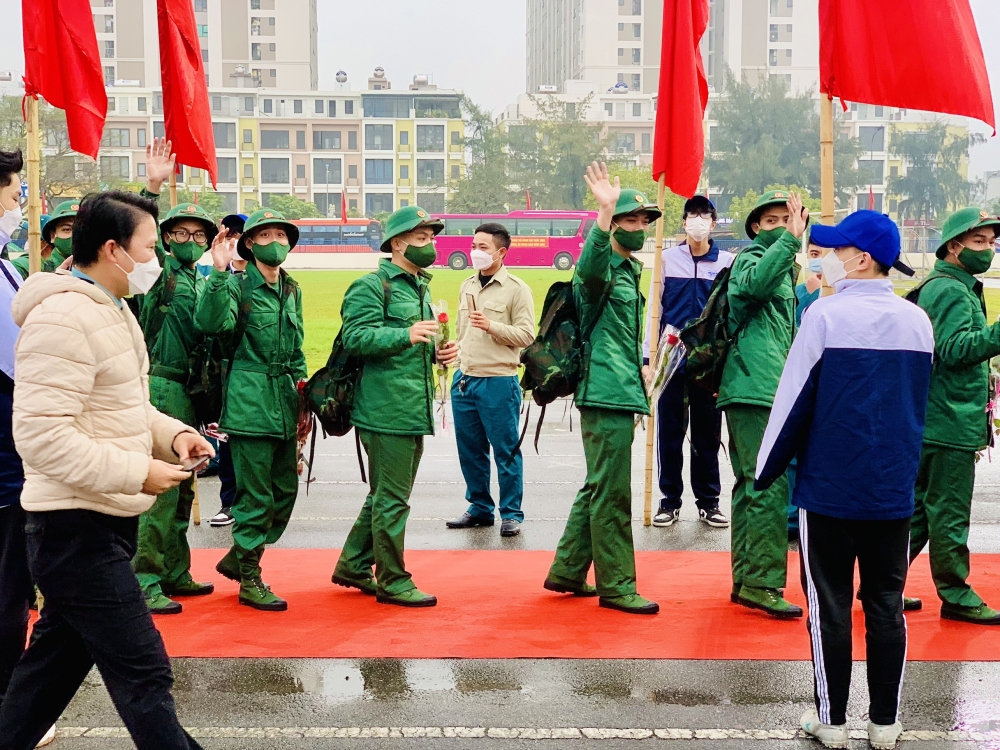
[{"left": 142, "top": 549, "right": 1000, "bottom": 661}]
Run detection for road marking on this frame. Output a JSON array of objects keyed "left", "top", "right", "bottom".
[{"left": 54, "top": 726, "right": 998, "bottom": 742}]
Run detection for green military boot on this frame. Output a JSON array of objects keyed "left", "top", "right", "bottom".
[
  {"left": 376, "top": 588, "right": 438, "bottom": 608},
  {"left": 216, "top": 549, "right": 241, "bottom": 582},
  {"left": 332, "top": 572, "right": 377, "bottom": 596},
  {"left": 239, "top": 577, "right": 288, "bottom": 612},
  {"left": 163, "top": 577, "right": 215, "bottom": 597},
  {"left": 736, "top": 586, "right": 803, "bottom": 619},
  {"left": 543, "top": 574, "right": 598, "bottom": 597},
  {"left": 941, "top": 602, "right": 1000, "bottom": 625},
  {"left": 599, "top": 594, "right": 659, "bottom": 615},
  {"left": 146, "top": 592, "right": 182, "bottom": 615}
]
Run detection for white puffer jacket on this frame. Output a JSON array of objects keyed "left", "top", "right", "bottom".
[{"left": 11, "top": 271, "right": 194, "bottom": 517}]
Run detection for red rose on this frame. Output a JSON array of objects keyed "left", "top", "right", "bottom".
[{"left": 437, "top": 312, "right": 449, "bottom": 323}]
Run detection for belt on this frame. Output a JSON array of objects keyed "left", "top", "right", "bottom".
[
  {"left": 230, "top": 361, "right": 294, "bottom": 377},
  {"left": 150, "top": 364, "right": 187, "bottom": 384}
]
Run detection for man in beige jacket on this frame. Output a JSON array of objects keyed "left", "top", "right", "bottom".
[
  {"left": 445, "top": 222, "right": 535, "bottom": 537},
  {"left": 0, "top": 191, "right": 213, "bottom": 750}
]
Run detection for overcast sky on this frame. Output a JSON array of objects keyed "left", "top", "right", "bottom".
[{"left": 3, "top": 0, "right": 1000, "bottom": 178}]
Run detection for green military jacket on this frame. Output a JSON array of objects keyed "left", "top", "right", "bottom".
[
  {"left": 573, "top": 226, "right": 649, "bottom": 415},
  {"left": 717, "top": 230, "right": 801, "bottom": 410},
  {"left": 11, "top": 244, "right": 70, "bottom": 279},
  {"left": 140, "top": 255, "right": 205, "bottom": 384},
  {"left": 195, "top": 263, "right": 306, "bottom": 440},
  {"left": 918, "top": 260, "right": 1000, "bottom": 451},
  {"left": 342, "top": 259, "right": 435, "bottom": 436}
]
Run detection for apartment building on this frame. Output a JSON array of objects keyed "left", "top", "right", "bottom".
[{"left": 91, "top": 0, "right": 317, "bottom": 90}]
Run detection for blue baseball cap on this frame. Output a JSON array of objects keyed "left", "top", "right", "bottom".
[
  {"left": 809, "top": 210, "right": 914, "bottom": 277},
  {"left": 221, "top": 213, "right": 247, "bottom": 234}
]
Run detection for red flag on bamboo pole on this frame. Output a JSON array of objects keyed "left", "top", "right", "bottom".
[
  {"left": 341, "top": 191, "right": 348, "bottom": 223},
  {"left": 22, "top": 0, "right": 107, "bottom": 159},
  {"left": 157, "top": 0, "right": 218, "bottom": 187},
  {"left": 819, "top": 0, "right": 994, "bottom": 133},
  {"left": 652, "top": 0, "right": 710, "bottom": 197}
]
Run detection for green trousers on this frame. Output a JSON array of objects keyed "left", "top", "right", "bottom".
[
  {"left": 134, "top": 376, "right": 196, "bottom": 597},
  {"left": 335, "top": 430, "right": 423, "bottom": 597},
  {"left": 910, "top": 444, "right": 983, "bottom": 608},
  {"left": 548, "top": 408, "right": 637, "bottom": 598},
  {"left": 727, "top": 404, "right": 789, "bottom": 590},
  {"left": 227, "top": 435, "right": 299, "bottom": 580}
]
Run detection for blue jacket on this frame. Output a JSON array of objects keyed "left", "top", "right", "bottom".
[
  {"left": 642, "top": 241, "right": 734, "bottom": 364},
  {"left": 754, "top": 279, "right": 934, "bottom": 521}
]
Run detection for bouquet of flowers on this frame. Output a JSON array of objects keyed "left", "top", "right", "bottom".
[
  {"left": 433, "top": 300, "right": 451, "bottom": 431},
  {"left": 647, "top": 324, "right": 687, "bottom": 404}
]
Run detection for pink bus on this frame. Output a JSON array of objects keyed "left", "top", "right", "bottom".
[{"left": 431, "top": 210, "right": 598, "bottom": 270}]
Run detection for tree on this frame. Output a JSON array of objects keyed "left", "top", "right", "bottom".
[
  {"left": 448, "top": 95, "right": 521, "bottom": 213},
  {"left": 263, "top": 194, "right": 324, "bottom": 220},
  {"left": 706, "top": 71, "right": 861, "bottom": 209},
  {"left": 887, "top": 124, "right": 980, "bottom": 223},
  {"left": 727, "top": 185, "right": 822, "bottom": 240},
  {"left": 582, "top": 164, "right": 687, "bottom": 235}
]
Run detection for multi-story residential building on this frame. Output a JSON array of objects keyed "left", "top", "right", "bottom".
[
  {"left": 92, "top": 0, "right": 317, "bottom": 90},
  {"left": 78, "top": 71, "right": 465, "bottom": 217}
]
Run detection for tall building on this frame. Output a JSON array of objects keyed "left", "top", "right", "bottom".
[{"left": 92, "top": 0, "right": 318, "bottom": 90}]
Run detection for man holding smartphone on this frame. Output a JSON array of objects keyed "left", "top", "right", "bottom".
[{"left": 446, "top": 223, "right": 536, "bottom": 537}]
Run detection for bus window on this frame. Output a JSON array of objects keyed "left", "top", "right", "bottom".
[
  {"left": 443, "top": 218, "right": 480, "bottom": 236},
  {"left": 515, "top": 219, "right": 550, "bottom": 236},
  {"left": 582, "top": 219, "right": 596, "bottom": 238},
  {"left": 551, "top": 219, "right": 582, "bottom": 237},
  {"left": 296, "top": 225, "right": 313, "bottom": 245}
]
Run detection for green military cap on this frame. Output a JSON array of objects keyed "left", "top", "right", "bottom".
[
  {"left": 937, "top": 207, "right": 1000, "bottom": 258},
  {"left": 744, "top": 189, "right": 796, "bottom": 239},
  {"left": 238, "top": 207, "right": 299, "bottom": 260},
  {"left": 160, "top": 203, "right": 219, "bottom": 246},
  {"left": 41, "top": 201, "right": 79, "bottom": 244},
  {"left": 379, "top": 205, "right": 444, "bottom": 252},
  {"left": 612, "top": 188, "right": 662, "bottom": 223}
]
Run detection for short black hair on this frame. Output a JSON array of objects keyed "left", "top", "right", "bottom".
[
  {"left": 0, "top": 149, "right": 23, "bottom": 189},
  {"left": 474, "top": 222, "right": 511, "bottom": 250},
  {"left": 682, "top": 195, "right": 717, "bottom": 221},
  {"left": 72, "top": 191, "right": 159, "bottom": 267},
  {"left": 874, "top": 259, "right": 892, "bottom": 276}
]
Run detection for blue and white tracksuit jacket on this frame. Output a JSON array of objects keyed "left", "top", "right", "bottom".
[
  {"left": 642, "top": 241, "right": 734, "bottom": 365},
  {"left": 754, "top": 278, "right": 934, "bottom": 521}
]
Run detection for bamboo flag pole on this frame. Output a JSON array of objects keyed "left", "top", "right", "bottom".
[
  {"left": 643, "top": 174, "right": 667, "bottom": 527},
  {"left": 25, "top": 96, "right": 42, "bottom": 276},
  {"left": 169, "top": 168, "right": 178, "bottom": 208},
  {"left": 819, "top": 95, "right": 835, "bottom": 296},
  {"left": 192, "top": 477, "right": 200, "bottom": 526}
]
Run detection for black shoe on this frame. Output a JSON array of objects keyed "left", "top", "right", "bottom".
[
  {"left": 209, "top": 508, "right": 234, "bottom": 527},
  {"left": 698, "top": 506, "right": 730, "bottom": 528},
  {"left": 652, "top": 508, "right": 679, "bottom": 527},
  {"left": 500, "top": 519, "right": 521, "bottom": 537},
  {"left": 904, "top": 597, "right": 922, "bottom": 611},
  {"left": 446, "top": 512, "right": 494, "bottom": 529}
]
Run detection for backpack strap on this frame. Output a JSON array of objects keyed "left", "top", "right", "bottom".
[
  {"left": 904, "top": 273, "right": 947, "bottom": 306},
  {"left": 355, "top": 428, "right": 368, "bottom": 484},
  {"left": 143, "top": 270, "right": 178, "bottom": 353},
  {"left": 581, "top": 280, "right": 614, "bottom": 341},
  {"left": 227, "top": 272, "right": 255, "bottom": 364}
]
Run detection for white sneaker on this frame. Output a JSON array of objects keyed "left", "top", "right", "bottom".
[
  {"left": 801, "top": 709, "right": 849, "bottom": 748},
  {"left": 868, "top": 721, "right": 902, "bottom": 750},
  {"left": 36, "top": 725, "right": 56, "bottom": 748}
]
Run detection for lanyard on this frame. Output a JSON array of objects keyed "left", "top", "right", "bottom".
[{"left": 0, "top": 260, "right": 20, "bottom": 292}]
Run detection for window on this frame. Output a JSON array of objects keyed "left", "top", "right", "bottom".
[
  {"left": 604, "top": 103, "right": 613, "bottom": 116},
  {"left": 416, "top": 193, "right": 445, "bottom": 214},
  {"left": 632, "top": 0, "right": 641, "bottom": 12},
  {"left": 194, "top": 0, "right": 207, "bottom": 10},
  {"left": 515, "top": 220, "right": 550, "bottom": 236},
  {"left": 202, "top": 49, "right": 209, "bottom": 63},
  {"left": 859, "top": 126, "right": 885, "bottom": 152},
  {"left": 137, "top": 163, "right": 146, "bottom": 178},
  {"left": 443, "top": 218, "right": 479, "bottom": 236},
  {"left": 328, "top": 100, "right": 337, "bottom": 117},
  {"left": 213, "top": 97, "right": 223, "bottom": 113},
  {"left": 869, "top": 193, "right": 884, "bottom": 213},
  {"left": 260, "top": 158, "right": 289, "bottom": 183},
  {"left": 348, "top": 164, "right": 357, "bottom": 179},
  {"left": 451, "top": 130, "right": 461, "bottom": 145},
  {"left": 103, "top": 15, "right": 114, "bottom": 32},
  {"left": 217, "top": 158, "right": 238, "bottom": 183},
  {"left": 296, "top": 131, "right": 305, "bottom": 149},
  {"left": 400, "top": 131, "right": 409, "bottom": 146},
  {"left": 641, "top": 132, "right": 650, "bottom": 152},
  {"left": 362, "top": 95, "right": 412, "bottom": 118},
  {"left": 138, "top": 97, "right": 147, "bottom": 112},
  {"left": 190, "top": 168, "right": 202, "bottom": 179},
  {"left": 107, "top": 98, "right": 115, "bottom": 113},
  {"left": 251, "top": 0, "right": 260, "bottom": 7},
  {"left": 890, "top": 165, "right": 899, "bottom": 178},
  {"left": 365, "top": 194, "right": 393, "bottom": 215},
  {"left": 399, "top": 165, "right": 409, "bottom": 180},
  {"left": 631, "top": 74, "right": 640, "bottom": 90},
  {"left": 344, "top": 101, "right": 354, "bottom": 115},
  {"left": 296, "top": 164, "right": 306, "bottom": 179},
  {"left": 451, "top": 165, "right": 460, "bottom": 180},
  {"left": 314, "top": 158, "right": 341, "bottom": 184},
  {"left": 632, "top": 103, "right": 641, "bottom": 117},
  {"left": 348, "top": 131, "right": 357, "bottom": 150},
  {"left": 101, "top": 128, "right": 130, "bottom": 148},
  {"left": 137, "top": 128, "right": 147, "bottom": 148},
  {"left": 400, "top": 200, "right": 409, "bottom": 207},
  {"left": 613, "top": 132, "right": 635, "bottom": 152},
  {"left": 312, "top": 192, "right": 341, "bottom": 218},
  {"left": 154, "top": 121, "right": 165, "bottom": 138},
  {"left": 858, "top": 160, "right": 885, "bottom": 184},
  {"left": 551, "top": 219, "right": 582, "bottom": 237},
  {"left": 631, "top": 48, "right": 641, "bottom": 64},
  {"left": 103, "top": 41, "right": 115, "bottom": 58},
  {"left": 263, "top": 99, "right": 272, "bottom": 114},
  {"left": 416, "top": 125, "right": 444, "bottom": 152},
  {"left": 633, "top": 22, "right": 641, "bottom": 37},
  {"left": 244, "top": 97, "right": 254, "bottom": 112},
  {"left": 243, "top": 128, "right": 253, "bottom": 144},
  {"left": 365, "top": 159, "right": 393, "bottom": 184},
  {"left": 770, "top": 24, "right": 778, "bottom": 41},
  {"left": 103, "top": 66, "right": 115, "bottom": 85},
  {"left": 294, "top": 99, "right": 302, "bottom": 114},
  {"left": 417, "top": 160, "right": 444, "bottom": 186},
  {"left": 315, "top": 99, "right": 324, "bottom": 114},
  {"left": 365, "top": 124, "right": 393, "bottom": 150},
  {"left": 313, "top": 130, "right": 341, "bottom": 149},
  {"left": 197, "top": 24, "right": 208, "bottom": 37},
  {"left": 244, "top": 163, "right": 253, "bottom": 179},
  {"left": 260, "top": 130, "right": 289, "bottom": 149},
  {"left": 213, "top": 123, "right": 236, "bottom": 149},
  {"left": 100, "top": 156, "right": 129, "bottom": 180},
  {"left": 252, "top": 43, "right": 262, "bottom": 60}
]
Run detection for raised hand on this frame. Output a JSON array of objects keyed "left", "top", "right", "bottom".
[
  {"left": 210, "top": 227, "right": 236, "bottom": 271},
  {"left": 145, "top": 137, "right": 176, "bottom": 193},
  {"left": 583, "top": 161, "right": 621, "bottom": 210},
  {"left": 786, "top": 192, "right": 809, "bottom": 239}
]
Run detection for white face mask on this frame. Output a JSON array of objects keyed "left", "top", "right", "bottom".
[
  {"left": 0, "top": 204, "right": 23, "bottom": 238},
  {"left": 685, "top": 216, "right": 712, "bottom": 242},
  {"left": 819, "top": 250, "right": 862, "bottom": 288},
  {"left": 116, "top": 248, "right": 162, "bottom": 295},
  {"left": 470, "top": 248, "right": 498, "bottom": 271}
]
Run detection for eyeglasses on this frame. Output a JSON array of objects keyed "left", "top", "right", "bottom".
[
  {"left": 686, "top": 213, "right": 714, "bottom": 220},
  {"left": 171, "top": 229, "right": 208, "bottom": 243}
]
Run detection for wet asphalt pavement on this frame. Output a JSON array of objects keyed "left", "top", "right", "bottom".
[{"left": 52, "top": 402, "right": 1000, "bottom": 748}]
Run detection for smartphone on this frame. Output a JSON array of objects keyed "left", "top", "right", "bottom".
[
  {"left": 180, "top": 455, "right": 211, "bottom": 473},
  {"left": 466, "top": 293, "right": 477, "bottom": 312}
]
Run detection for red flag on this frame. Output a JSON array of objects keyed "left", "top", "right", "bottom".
[
  {"left": 525, "top": 189, "right": 532, "bottom": 210},
  {"left": 341, "top": 191, "right": 348, "bottom": 224},
  {"left": 820, "top": 0, "right": 994, "bottom": 133},
  {"left": 157, "top": 0, "right": 218, "bottom": 187},
  {"left": 869, "top": 185, "right": 875, "bottom": 211},
  {"left": 652, "top": 0, "right": 709, "bottom": 197},
  {"left": 22, "top": 0, "right": 107, "bottom": 159}
]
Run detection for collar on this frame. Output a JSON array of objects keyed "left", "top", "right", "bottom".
[
  {"left": 71, "top": 268, "right": 123, "bottom": 308},
  {"left": 683, "top": 239, "right": 718, "bottom": 262},
  {"left": 932, "top": 258, "right": 979, "bottom": 290},
  {"left": 611, "top": 250, "right": 643, "bottom": 275},
  {"left": 832, "top": 278, "right": 895, "bottom": 295},
  {"left": 482, "top": 265, "right": 508, "bottom": 286},
  {"left": 163, "top": 254, "right": 198, "bottom": 276},
  {"left": 380, "top": 257, "right": 432, "bottom": 283}
]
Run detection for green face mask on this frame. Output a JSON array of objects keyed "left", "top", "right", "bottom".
[
  {"left": 958, "top": 246, "right": 994, "bottom": 275},
  {"left": 403, "top": 242, "right": 437, "bottom": 268},
  {"left": 612, "top": 226, "right": 647, "bottom": 252},
  {"left": 253, "top": 240, "right": 290, "bottom": 267},
  {"left": 170, "top": 240, "right": 207, "bottom": 265},
  {"left": 755, "top": 227, "right": 787, "bottom": 248},
  {"left": 52, "top": 236, "right": 73, "bottom": 262}
]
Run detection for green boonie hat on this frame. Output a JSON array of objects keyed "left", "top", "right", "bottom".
[
  {"left": 937, "top": 207, "right": 1000, "bottom": 258},
  {"left": 379, "top": 205, "right": 444, "bottom": 252},
  {"left": 745, "top": 189, "right": 798, "bottom": 239},
  {"left": 160, "top": 203, "right": 219, "bottom": 247},
  {"left": 612, "top": 188, "right": 662, "bottom": 223},
  {"left": 239, "top": 208, "right": 299, "bottom": 261},
  {"left": 41, "top": 201, "right": 79, "bottom": 244}
]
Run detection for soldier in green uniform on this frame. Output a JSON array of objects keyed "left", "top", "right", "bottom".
[
  {"left": 196, "top": 208, "right": 307, "bottom": 612},
  {"left": 332, "top": 204, "right": 459, "bottom": 607},
  {"left": 132, "top": 203, "right": 224, "bottom": 614},
  {"left": 717, "top": 189, "right": 808, "bottom": 619},
  {"left": 907, "top": 207, "right": 1000, "bottom": 625},
  {"left": 543, "top": 162, "right": 660, "bottom": 615},
  {"left": 11, "top": 201, "right": 77, "bottom": 278}
]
